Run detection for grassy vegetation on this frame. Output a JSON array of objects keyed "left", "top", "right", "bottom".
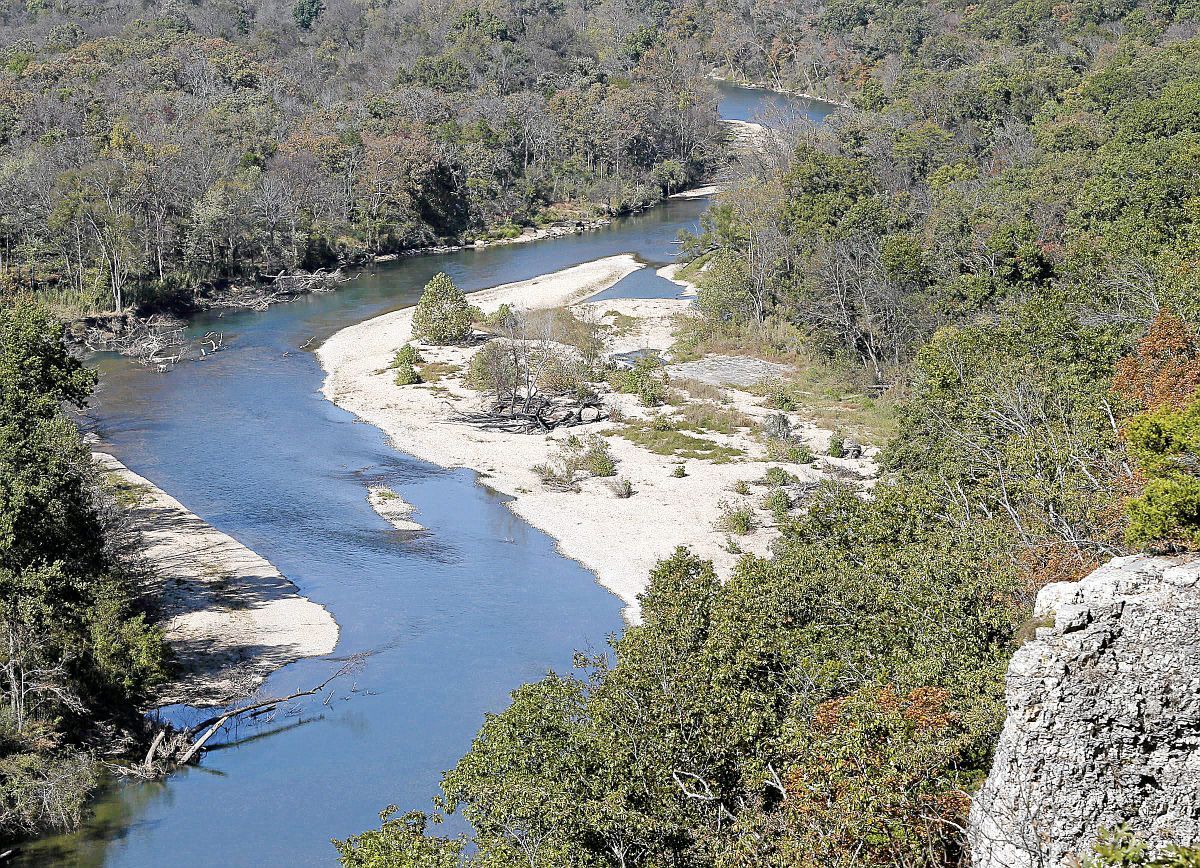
[
  {"left": 603, "top": 310, "right": 640, "bottom": 335},
  {"left": 614, "top": 420, "right": 744, "bottom": 462},
  {"left": 102, "top": 472, "right": 151, "bottom": 510},
  {"left": 671, "top": 401, "right": 754, "bottom": 435},
  {"left": 673, "top": 251, "right": 713, "bottom": 286},
  {"left": 749, "top": 365, "right": 899, "bottom": 446},
  {"left": 671, "top": 377, "right": 730, "bottom": 403},
  {"left": 417, "top": 362, "right": 463, "bottom": 383},
  {"left": 714, "top": 499, "right": 757, "bottom": 534}
]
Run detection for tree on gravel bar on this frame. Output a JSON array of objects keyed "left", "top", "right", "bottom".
[{"left": 413, "top": 273, "right": 474, "bottom": 345}]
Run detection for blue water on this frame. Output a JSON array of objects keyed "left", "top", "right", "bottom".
[{"left": 23, "top": 88, "right": 836, "bottom": 867}]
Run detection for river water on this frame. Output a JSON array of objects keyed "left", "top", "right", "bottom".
[{"left": 23, "top": 84, "right": 832, "bottom": 867}]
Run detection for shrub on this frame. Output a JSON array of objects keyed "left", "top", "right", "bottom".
[
  {"left": 610, "top": 477, "right": 634, "bottom": 498},
  {"left": 484, "top": 303, "right": 516, "bottom": 329},
  {"left": 394, "top": 363, "right": 420, "bottom": 386},
  {"left": 391, "top": 344, "right": 422, "bottom": 385},
  {"left": 731, "top": 480, "right": 751, "bottom": 495},
  {"left": 531, "top": 436, "right": 617, "bottom": 490},
  {"left": 1124, "top": 394, "right": 1200, "bottom": 549},
  {"left": 672, "top": 464, "right": 687, "bottom": 478},
  {"left": 827, "top": 434, "right": 846, "bottom": 458},
  {"left": 391, "top": 344, "right": 423, "bottom": 367},
  {"left": 610, "top": 356, "right": 668, "bottom": 406},
  {"left": 715, "top": 499, "right": 757, "bottom": 534},
  {"left": 583, "top": 437, "right": 617, "bottom": 477},
  {"left": 766, "top": 384, "right": 797, "bottom": 411},
  {"left": 531, "top": 461, "right": 579, "bottom": 492},
  {"left": 769, "top": 442, "right": 815, "bottom": 464},
  {"left": 762, "top": 466, "right": 799, "bottom": 486},
  {"left": 413, "top": 273, "right": 473, "bottom": 344},
  {"left": 763, "top": 487, "right": 791, "bottom": 518}
]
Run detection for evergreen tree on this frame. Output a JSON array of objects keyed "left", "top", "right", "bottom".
[{"left": 412, "top": 273, "right": 474, "bottom": 345}]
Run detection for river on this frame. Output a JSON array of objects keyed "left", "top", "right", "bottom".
[{"left": 21, "top": 83, "right": 833, "bottom": 867}]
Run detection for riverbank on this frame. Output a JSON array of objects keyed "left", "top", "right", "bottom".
[
  {"left": 319, "top": 256, "right": 874, "bottom": 617},
  {"left": 708, "top": 71, "right": 853, "bottom": 109},
  {"left": 94, "top": 452, "right": 339, "bottom": 706}
]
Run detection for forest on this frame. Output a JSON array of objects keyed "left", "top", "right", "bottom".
[
  {"left": 0, "top": 0, "right": 721, "bottom": 315},
  {"left": 3, "top": 0, "right": 1200, "bottom": 860}
]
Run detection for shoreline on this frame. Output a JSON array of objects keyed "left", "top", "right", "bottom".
[
  {"left": 95, "top": 452, "right": 339, "bottom": 707},
  {"left": 708, "top": 71, "right": 853, "bottom": 109},
  {"left": 318, "top": 255, "right": 873, "bottom": 618}
]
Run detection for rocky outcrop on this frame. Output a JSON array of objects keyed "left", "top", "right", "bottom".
[{"left": 971, "top": 554, "right": 1200, "bottom": 867}]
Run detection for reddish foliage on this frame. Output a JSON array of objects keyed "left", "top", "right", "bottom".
[{"left": 1112, "top": 311, "right": 1200, "bottom": 412}]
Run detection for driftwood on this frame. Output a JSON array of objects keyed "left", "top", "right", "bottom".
[
  {"left": 456, "top": 399, "right": 606, "bottom": 434},
  {"left": 137, "top": 654, "right": 367, "bottom": 775},
  {"left": 79, "top": 314, "right": 226, "bottom": 372},
  {"left": 208, "top": 269, "right": 353, "bottom": 311}
]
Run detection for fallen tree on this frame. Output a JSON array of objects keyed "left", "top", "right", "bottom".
[{"left": 132, "top": 653, "right": 367, "bottom": 778}]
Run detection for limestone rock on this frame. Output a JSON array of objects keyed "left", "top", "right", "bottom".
[{"left": 970, "top": 554, "right": 1200, "bottom": 866}]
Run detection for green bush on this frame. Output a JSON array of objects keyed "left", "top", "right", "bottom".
[
  {"left": 763, "top": 466, "right": 799, "bottom": 486},
  {"left": 413, "top": 273, "right": 474, "bottom": 344},
  {"left": 770, "top": 442, "right": 815, "bottom": 464},
  {"left": 610, "top": 356, "right": 668, "bottom": 406},
  {"left": 483, "top": 303, "right": 515, "bottom": 329},
  {"left": 672, "top": 463, "right": 687, "bottom": 478},
  {"left": 391, "top": 345, "right": 423, "bottom": 367},
  {"left": 715, "top": 499, "right": 757, "bottom": 534},
  {"left": 1124, "top": 395, "right": 1200, "bottom": 549},
  {"left": 763, "top": 487, "right": 791, "bottom": 518},
  {"left": 827, "top": 434, "right": 846, "bottom": 458},
  {"left": 583, "top": 437, "right": 617, "bottom": 477}
]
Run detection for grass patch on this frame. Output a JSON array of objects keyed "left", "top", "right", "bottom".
[
  {"left": 616, "top": 420, "right": 743, "bottom": 462},
  {"left": 673, "top": 401, "right": 754, "bottom": 435},
  {"left": 747, "top": 362, "right": 899, "bottom": 446},
  {"left": 104, "top": 473, "right": 151, "bottom": 509},
  {"left": 674, "top": 251, "right": 713, "bottom": 285},
  {"left": 418, "top": 361, "right": 462, "bottom": 383},
  {"left": 603, "top": 310, "right": 639, "bottom": 335}
]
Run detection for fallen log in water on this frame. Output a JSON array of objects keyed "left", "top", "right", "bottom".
[{"left": 137, "top": 653, "right": 367, "bottom": 775}]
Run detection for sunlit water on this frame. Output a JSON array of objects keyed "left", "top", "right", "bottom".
[{"left": 22, "top": 88, "right": 832, "bottom": 867}]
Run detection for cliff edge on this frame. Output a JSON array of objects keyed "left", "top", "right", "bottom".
[{"left": 971, "top": 554, "right": 1200, "bottom": 866}]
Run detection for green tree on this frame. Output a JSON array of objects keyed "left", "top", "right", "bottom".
[
  {"left": 0, "top": 300, "right": 165, "bottom": 837},
  {"left": 1123, "top": 393, "right": 1200, "bottom": 549},
  {"left": 292, "top": 0, "right": 324, "bottom": 30},
  {"left": 333, "top": 807, "right": 466, "bottom": 867},
  {"left": 412, "top": 273, "right": 474, "bottom": 345}
]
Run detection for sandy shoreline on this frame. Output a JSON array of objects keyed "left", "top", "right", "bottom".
[
  {"left": 95, "top": 452, "right": 339, "bottom": 706},
  {"left": 319, "top": 256, "right": 873, "bottom": 618}
]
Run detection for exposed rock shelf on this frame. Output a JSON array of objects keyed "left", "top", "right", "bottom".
[{"left": 971, "top": 554, "right": 1200, "bottom": 865}]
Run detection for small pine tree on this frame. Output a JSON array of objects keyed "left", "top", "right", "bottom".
[{"left": 412, "top": 273, "right": 474, "bottom": 344}]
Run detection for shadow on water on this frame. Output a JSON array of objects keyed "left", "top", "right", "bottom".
[{"left": 20, "top": 87, "right": 835, "bottom": 868}]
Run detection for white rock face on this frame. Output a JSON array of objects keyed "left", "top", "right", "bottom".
[{"left": 970, "top": 554, "right": 1200, "bottom": 866}]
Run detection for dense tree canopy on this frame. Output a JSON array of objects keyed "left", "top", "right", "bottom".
[
  {"left": 0, "top": 299, "right": 166, "bottom": 840},
  {"left": 0, "top": 0, "right": 723, "bottom": 315}
]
